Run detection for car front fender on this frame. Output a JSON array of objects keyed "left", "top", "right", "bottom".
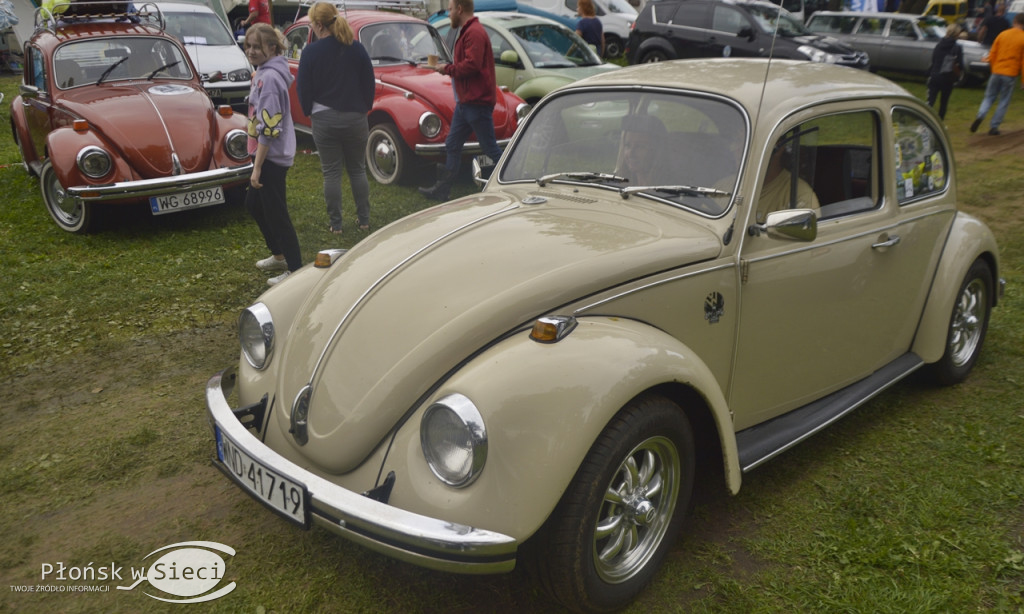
[
  {"left": 45, "top": 127, "right": 133, "bottom": 191},
  {"left": 381, "top": 316, "right": 739, "bottom": 542},
  {"left": 513, "top": 75, "right": 572, "bottom": 104},
  {"left": 912, "top": 211, "right": 1000, "bottom": 363}
]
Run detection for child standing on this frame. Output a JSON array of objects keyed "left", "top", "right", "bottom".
[{"left": 244, "top": 23, "right": 300, "bottom": 285}]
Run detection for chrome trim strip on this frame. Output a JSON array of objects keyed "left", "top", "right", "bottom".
[
  {"left": 66, "top": 163, "right": 253, "bottom": 202},
  {"left": 574, "top": 262, "right": 736, "bottom": 314},
  {"left": 415, "top": 138, "right": 512, "bottom": 155},
  {"left": 207, "top": 369, "right": 517, "bottom": 572}
]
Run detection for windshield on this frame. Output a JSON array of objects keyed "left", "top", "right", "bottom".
[
  {"left": 53, "top": 37, "right": 192, "bottom": 88},
  {"left": 746, "top": 4, "right": 807, "bottom": 36},
  {"left": 360, "top": 22, "right": 451, "bottom": 65},
  {"left": 500, "top": 90, "right": 746, "bottom": 216},
  {"left": 604, "top": 0, "right": 638, "bottom": 15},
  {"left": 509, "top": 24, "right": 602, "bottom": 67},
  {"left": 164, "top": 11, "right": 236, "bottom": 46}
]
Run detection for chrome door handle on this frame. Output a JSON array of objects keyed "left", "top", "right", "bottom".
[{"left": 871, "top": 235, "right": 901, "bottom": 249}]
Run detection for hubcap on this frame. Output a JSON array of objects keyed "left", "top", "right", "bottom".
[
  {"left": 592, "top": 436, "right": 680, "bottom": 584},
  {"left": 371, "top": 134, "right": 397, "bottom": 177},
  {"left": 45, "top": 169, "right": 81, "bottom": 225},
  {"left": 949, "top": 277, "right": 986, "bottom": 367}
]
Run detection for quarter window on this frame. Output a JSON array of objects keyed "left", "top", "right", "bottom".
[{"left": 893, "top": 108, "right": 948, "bottom": 203}]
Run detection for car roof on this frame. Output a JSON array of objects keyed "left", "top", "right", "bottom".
[
  {"left": 810, "top": 10, "right": 920, "bottom": 18},
  {"left": 150, "top": 2, "right": 219, "bottom": 12},
  {"left": 475, "top": 11, "right": 569, "bottom": 28},
  {"left": 294, "top": 9, "right": 430, "bottom": 28},
  {"left": 565, "top": 59, "right": 913, "bottom": 121}
]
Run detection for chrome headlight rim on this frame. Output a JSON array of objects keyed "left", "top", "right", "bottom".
[
  {"left": 239, "top": 302, "right": 274, "bottom": 370},
  {"left": 420, "top": 393, "right": 487, "bottom": 488},
  {"left": 418, "top": 111, "right": 442, "bottom": 139},
  {"left": 515, "top": 102, "right": 532, "bottom": 122},
  {"left": 76, "top": 146, "right": 112, "bottom": 179},
  {"left": 225, "top": 129, "right": 249, "bottom": 161}
]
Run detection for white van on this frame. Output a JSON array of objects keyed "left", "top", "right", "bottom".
[{"left": 518, "top": 0, "right": 637, "bottom": 57}]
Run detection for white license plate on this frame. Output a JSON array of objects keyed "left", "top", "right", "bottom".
[
  {"left": 149, "top": 186, "right": 224, "bottom": 215},
  {"left": 216, "top": 426, "right": 308, "bottom": 527}
]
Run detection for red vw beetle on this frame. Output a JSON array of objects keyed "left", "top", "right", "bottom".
[
  {"left": 283, "top": 10, "right": 530, "bottom": 185},
  {"left": 10, "top": 2, "right": 252, "bottom": 233}
]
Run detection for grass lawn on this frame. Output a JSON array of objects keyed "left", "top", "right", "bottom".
[{"left": 0, "top": 71, "right": 1022, "bottom": 613}]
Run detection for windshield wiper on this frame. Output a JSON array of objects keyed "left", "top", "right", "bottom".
[
  {"left": 619, "top": 184, "right": 732, "bottom": 199},
  {"left": 147, "top": 61, "right": 180, "bottom": 80},
  {"left": 537, "top": 171, "right": 629, "bottom": 187},
  {"left": 97, "top": 56, "right": 130, "bottom": 85}
]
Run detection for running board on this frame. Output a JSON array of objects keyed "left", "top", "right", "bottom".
[{"left": 736, "top": 353, "right": 923, "bottom": 473}]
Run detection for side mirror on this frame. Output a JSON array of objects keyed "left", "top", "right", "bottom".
[
  {"left": 749, "top": 209, "right": 818, "bottom": 241},
  {"left": 738, "top": 26, "right": 756, "bottom": 41},
  {"left": 19, "top": 84, "right": 39, "bottom": 99},
  {"left": 499, "top": 50, "right": 519, "bottom": 66}
]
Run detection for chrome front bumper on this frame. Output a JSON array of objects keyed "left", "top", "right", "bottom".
[
  {"left": 205, "top": 368, "right": 518, "bottom": 573},
  {"left": 414, "top": 138, "right": 511, "bottom": 156},
  {"left": 67, "top": 163, "right": 252, "bottom": 203}
]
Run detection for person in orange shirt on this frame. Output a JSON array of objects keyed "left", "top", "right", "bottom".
[{"left": 970, "top": 12, "right": 1024, "bottom": 136}]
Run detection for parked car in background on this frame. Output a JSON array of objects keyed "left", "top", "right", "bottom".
[
  {"left": 806, "top": 11, "right": 989, "bottom": 84},
  {"left": 10, "top": 1, "right": 252, "bottom": 233},
  {"left": 520, "top": 0, "right": 637, "bottom": 57},
  {"left": 923, "top": 0, "right": 968, "bottom": 24},
  {"left": 432, "top": 11, "right": 619, "bottom": 104},
  {"left": 158, "top": 1, "right": 253, "bottom": 110},
  {"left": 282, "top": 10, "right": 529, "bottom": 185},
  {"left": 206, "top": 58, "right": 1000, "bottom": 613},
  {"left": 625, "top": 0, "right": 869, "bottom": 68}
]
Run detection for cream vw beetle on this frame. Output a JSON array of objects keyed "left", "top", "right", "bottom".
[{"left": 206, "top": 60, "right": 1001, "bottom": 611}]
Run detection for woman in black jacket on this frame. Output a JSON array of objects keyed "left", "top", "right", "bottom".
[{"left": 926, "top": 24, "right": 965, "bottom": 121}]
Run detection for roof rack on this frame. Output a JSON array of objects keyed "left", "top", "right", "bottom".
[{"left": 34, "top": 1, "right": 164, "bottom": 32}]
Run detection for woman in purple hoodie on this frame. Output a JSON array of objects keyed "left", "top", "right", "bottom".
[{"left": 244, "top": 23, "right": 300, "bottom": 286}]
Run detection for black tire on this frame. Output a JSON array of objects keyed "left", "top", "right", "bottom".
[
  {"left": 639, "top": 48, "right": 669, "bottom": 63},
  {"left": 925, "top": 259, "right": 993, "bottom": 386},
  {"left": 529, "top": 394, "right": 695, "bottom": 613},
  {"left": 365, "top": 122, "right": 413, "bottom": 185},
  {"left": 604, "top": 35, "right": 623, "bottom": 59},
  {"left": 41, "top": 160, "right": 97, "bottom": 233}
]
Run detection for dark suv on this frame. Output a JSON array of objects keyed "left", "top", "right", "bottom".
[{"left": 626, "top": 0, "right": 870, "bottom": 69}]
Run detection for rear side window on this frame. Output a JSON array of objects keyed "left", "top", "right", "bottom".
[
  {"left": 890, "top": 19, "right": 916, "bottom": 39},
  {"left": 807, "top": 15, "right": 858, "bottom": 34},
  {"left": 856, "top": 18, "right": 886, "bottom": 35},
  {"left": 893, "top": 108, "right": 949, "bottom": 203}
]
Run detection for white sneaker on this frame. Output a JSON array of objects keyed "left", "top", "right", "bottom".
[
  {"left": 267, "top": 271, "right": 290, "bottom": 286},
  {"left": 256, "top": 255, "right": 288, "bottom": 272}
]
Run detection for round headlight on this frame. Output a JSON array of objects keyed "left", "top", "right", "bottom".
[
  {"left": 515, "top": 102, "right": 532, "bottom": 122},
  {"left": 225, "top": 129, "right": 249, "bottom": 161},
  {"left": 76, "top": 146, "right": 112, "bottom": 179},
  {"left": 239, "top": 302, "right": 274, "bottom": 370},
  {"left": 420, "top": 393, "right": 487, "bottom": 487},
  {"left": 419, "top": 112, "right": 442, "bottom": 139}
]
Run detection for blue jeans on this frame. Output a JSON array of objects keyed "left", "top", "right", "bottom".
[
  {"left": 311, "top": 109, "right": 370, "bottom": 229},
  {"left": 976, "top": 73, "right": 1016, "bottom": 131},
  {"left": 444, "top": 102, "right": 502, "bottom": 175}
]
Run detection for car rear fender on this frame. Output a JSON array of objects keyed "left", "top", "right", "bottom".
[
  {"left": 45, "top": 126, "right": 134, "bottom": 190},
  {"left": 382, "top": 316, "right": 740, "bottom": 541},
  {"left": 912, "top": 211, "right": 1000, "bottom": 363}
]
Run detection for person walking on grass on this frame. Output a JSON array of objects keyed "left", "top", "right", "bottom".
[
  {"left": 970, "top": 12, "right": 1024, "bottom": 136},
  {"left": 927, "top": 23, "right": 965, "bottom": 120},
  {"left": 245, "top": 23, "right": 300, "bottom": 286},
  {"left": 297, "top": 1, "right": 375, "bottom": 234},
  {"left": 419, "top": 0, "right": 502, "bottom": 201}
]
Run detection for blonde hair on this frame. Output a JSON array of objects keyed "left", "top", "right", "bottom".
[
  {"left": 246, "top": 22, "right": 287, "bottom": 56},
  {"left": 309, "top": 2, "right": 355, "bottom": 45},
  {"left": 578, "top": 0, "right": 597, "bottom": 18}
]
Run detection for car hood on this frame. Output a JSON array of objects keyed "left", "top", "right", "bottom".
[
  {"left": 529, "top": 61, "right": 620, "bottom": 82},
  {"left": 59, "top": 83, "right": 218, "bottom": 177},
  {"left": 791, "top": 33, "right": 858, "bottom": 54},
  {"left": 275, "top": 190, "right": 722, "bottom": 474},
  {"left": 182, "top": 44, "right": 251, "bottom": 82},
  {"left": 377, "top": 64, "right": 516, "bottom": 130}
]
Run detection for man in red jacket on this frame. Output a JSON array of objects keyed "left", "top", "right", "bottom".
[{"left": 420, "top": 0, "right": 503, "bottom": 201}]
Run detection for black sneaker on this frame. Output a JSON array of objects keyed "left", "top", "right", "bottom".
[
  {"left": 989, "top": 128, "right": 1001, "bottom": 136},
  {"left": 970, "top": 117, "right": 982, "bottom": 133}
]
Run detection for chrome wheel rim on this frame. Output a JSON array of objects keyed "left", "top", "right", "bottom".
[
  {"left": 368, "top": 130, "right": 398, "bottom": 182},
  {"left": 950, "top": 277, "right": 986, "bottom": 367},
  {"left": 43, "top": 166, "right": 80, "bottom": 226},
  {"left": 593, "top": 436, "right": 680, "bottom": 584}
]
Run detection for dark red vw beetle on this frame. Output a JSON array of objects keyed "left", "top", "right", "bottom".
[
  {"left": 283, "top": 9, "right": 530, "bottom": 185},
  {"left": 10, "top": 1, "right": 252, "bottom": 233}
]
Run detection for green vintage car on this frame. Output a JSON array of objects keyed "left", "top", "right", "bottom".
[
  {"left": 434, "top": 11, "right": 620, "bottom": 104},
  {"left": 206, "top": 59, "right": 1002, "bottom": 612}
]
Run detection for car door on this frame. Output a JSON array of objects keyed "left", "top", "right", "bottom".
[
  {"left": 882, "top": 18, "right": 933, "bottom": 73},
  {"left": 484, "top": 25, "right": 525, "bottom": 94},
  {"left": 729, "top": 105, "right": 955, "bottom": 429},
  {"left": 659, "top": 0, "right": 713, "bottom": 59},
  {"left": 850, "top": 16, "right": 890, "bottom": 70},
  {"left": 283, "top": 24, "right": 311, "bottom": 129},
  {"left": 708, "top": 4, "right": 763, "bottom": 58},
  {"left": 22, "top": 45, "right": 53, "bottom": 165}
]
